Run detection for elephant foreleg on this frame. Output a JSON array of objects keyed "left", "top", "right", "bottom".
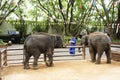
[
  {"left": 89, "top": 47, "right": 96, "bottom": 62},
  {"left": 46, "top": 53, "right": 53, "bottom": 67},
  {"left": 33, "top": 50, "right": 40, "bottom": 69},
  {"left": 33, "top": 57, "right": 39, "bottom": 69}
]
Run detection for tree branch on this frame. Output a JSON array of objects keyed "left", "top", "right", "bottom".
[
  {"left": 4, "top": 0, "right": 22, "bottom": 19},
  {"left": 68, "top": 0, "right": 75, "bottom": 33},
  {"left": 37, "top": 0, "right": 57, "bottom": 22},
  {"left": 0, "top": 1, "right": 7, "bottom": 11},
  {"left": 101, "top": 0, "right": 110, "bottom": 22},
  {"left": 58, "top": 0, "right": 66, "bottom": 22}
]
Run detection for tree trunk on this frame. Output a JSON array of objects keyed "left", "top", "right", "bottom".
[{"left": 116, "top": 2, "right": 120, "bottom": 39}]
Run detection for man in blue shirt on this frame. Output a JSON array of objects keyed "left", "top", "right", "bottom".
[{"left": 69, "top": 35, "right": 77, "bottom": 54}]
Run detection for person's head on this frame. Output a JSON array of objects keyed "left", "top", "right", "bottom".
[{"left": 71, "top": 35, "right": 75, "bottom": 38}]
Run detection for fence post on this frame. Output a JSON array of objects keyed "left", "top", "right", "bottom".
[
  {"left": 82, "top": 45, "right": 85, "bottom": 60},
  {"left": 3, "top": 48, "right": 7, "bottom": 66},
  {"left": 0, "top": 51, "right": 2, "bottom": 80}
]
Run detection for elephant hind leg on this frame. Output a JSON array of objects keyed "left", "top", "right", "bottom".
[
  {"left": 46, "top": 53, "right": 53, "bottom": 67},
  {"left": 96, "top": 51, "right": 103, "bottom": 64},
  {"left": 105, "top": 50, "right": 111, "bottom": 64},
  {"left": 24, "top": 52, "right": 32, "bottom": 69}
]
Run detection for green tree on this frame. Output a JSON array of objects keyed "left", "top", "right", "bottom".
[
  {"left": 0, "top": 0, "right": 22, "bottom": 26},
  {"left": 91, "top": 0, "right": 120, "bottom": 39},
  {"left": 36, "top": 0, "right": 92, "bottom": 36}
]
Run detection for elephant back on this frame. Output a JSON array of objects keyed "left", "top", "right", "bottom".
[{"left": 88, "top": 32, "right": 111, "bottom": 48}]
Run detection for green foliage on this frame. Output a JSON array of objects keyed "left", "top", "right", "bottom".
[
  {"left": 0, "top": 30, "right": 2, "bottom": 33},
  {"left": 0, "top": 39, "right": 6, "bottom": 45},
  {"left": 63, "top": 36, "right": 71, "bottom": 44},
  {"left": 32, "top": 22, "right": 46, "bottom": 32},
  {"left": 112, "top": 39, "right": 120, "bottom": 43},
  {"left": 63, "top": 36, "right": 81, "bottom": 46},
  {"left": 77, "top": 37, "right": 81, "bottom": 42}
]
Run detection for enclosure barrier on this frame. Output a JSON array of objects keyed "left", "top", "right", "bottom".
[
  {"left": 4, "top": 46, "right": 85, "bottom": 65},
  {"left": 0, "top": 45, "right": 7, "bottom": 80},
  {"left": 1, "top": 45, "right": 120, "bottom": 66},
  {"left": 111, "top": 45, "right": 120, "bottom": 62},
  {"left": 66, "top": 46, "right": 86, "bottom": 59},
  {"left": 0, "top": 45, "right": 7, "bottom": 67}
]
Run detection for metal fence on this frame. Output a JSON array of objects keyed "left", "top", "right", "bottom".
[
  {"left": 0, "top": 46, "right": 85, "bottom": 66},
  {"left": 0, "top": 45, "right": 7, "bottom": 80}
]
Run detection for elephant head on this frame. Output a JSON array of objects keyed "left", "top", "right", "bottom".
[
  {"left": 80, "top": 35, "right": 89, "bottom": 46},
  {"left": 54, "top": 35, "right": 63, "bottom": 48}
]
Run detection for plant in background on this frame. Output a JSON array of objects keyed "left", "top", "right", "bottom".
[
  {"left": 0, "top": 39, "right": 5, "bottom": 45},
  {"left": 0, "top": 30, "right": 2, "bottom": 33}
]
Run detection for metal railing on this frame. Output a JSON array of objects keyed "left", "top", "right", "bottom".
[
  {"left": 5, "top": 46, "right": 85, "bottom": 65},
  {"left": 1, "top": 44, "right": 120, "bottom": 66}
]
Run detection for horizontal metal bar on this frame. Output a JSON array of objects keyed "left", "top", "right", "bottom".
[
  {"left": 6, "top": 45, "right": 119, "bottom": 52},
  {"left": 7, "top": 54, "right": 82, "bottom": 61},
  {"left": 8, "top": 54, "right": 23, "bottom": 56},
  {"left": 111, "top": 45, "right": 120, "bottom": 48},
  {"left": 8, "top": 59, "right": 81, "bottom": 65},
  {"left": 53, "top": 54, "right": 82, "bottom": 57},
  {"left": 7, "top": 48, "right": 23, "bottom": 51},
  {"left": 7, "top": 46, "right": 83, "bottom": 51},
  {"left": 66, "top": 46, "right": 83, "bottom": 48}
]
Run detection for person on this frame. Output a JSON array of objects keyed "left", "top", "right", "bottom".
[
  {"left": 107, "top": 33, "right": 112, "bottom": 41},
  {"left": 69, "top": 35, "right": 77, "bottom": 55}
]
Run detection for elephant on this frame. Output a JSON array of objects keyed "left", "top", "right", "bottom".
[
  {"left": 80, "top": 31, "right": 111, "bottom": 64},
  {"left": 23, "top": 33, "right": 63, "bottom": 69}
]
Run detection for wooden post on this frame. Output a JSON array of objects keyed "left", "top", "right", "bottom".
[
  {"left": 3, "top": 49, "right": 7, "bottom": 66},
  {"left": 82, "top": 45, "right": 86, "bottom": 60},
  {"left": 0, "top": 51, "right": 2, "bottom": 80}
]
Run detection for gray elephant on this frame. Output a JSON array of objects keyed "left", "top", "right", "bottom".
[
  {"left": 23, "top": 33, "right": 63, "bottom": 69},
  {"left": 80, "top": 32, "right": 111, "bottom": 64}
]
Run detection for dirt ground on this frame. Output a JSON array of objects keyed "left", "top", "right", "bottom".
[{"left": 1, "top": 60, "right": 120, "bottom": 80}]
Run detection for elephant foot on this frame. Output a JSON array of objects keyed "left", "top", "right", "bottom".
[
  {"left": 107, "top": 61, "right": 111, "bottom": 64},
  {"left": 46, "top": 61, "right": 53, "bottom": 67},
  {"left": 95, "top": 61, "right": 100, "bottom": 64},
  {"left": 33, "top": 66, "right": 38, "bottom": 70},
  {"left": 24, "top": 66, "right": 30, "bottom": 69},
  {"left": 33, "top": 65, "right": 38, "bottom": 70},
  {"left": 91, "top": 60, "right": 96, "bottom": 63}
]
